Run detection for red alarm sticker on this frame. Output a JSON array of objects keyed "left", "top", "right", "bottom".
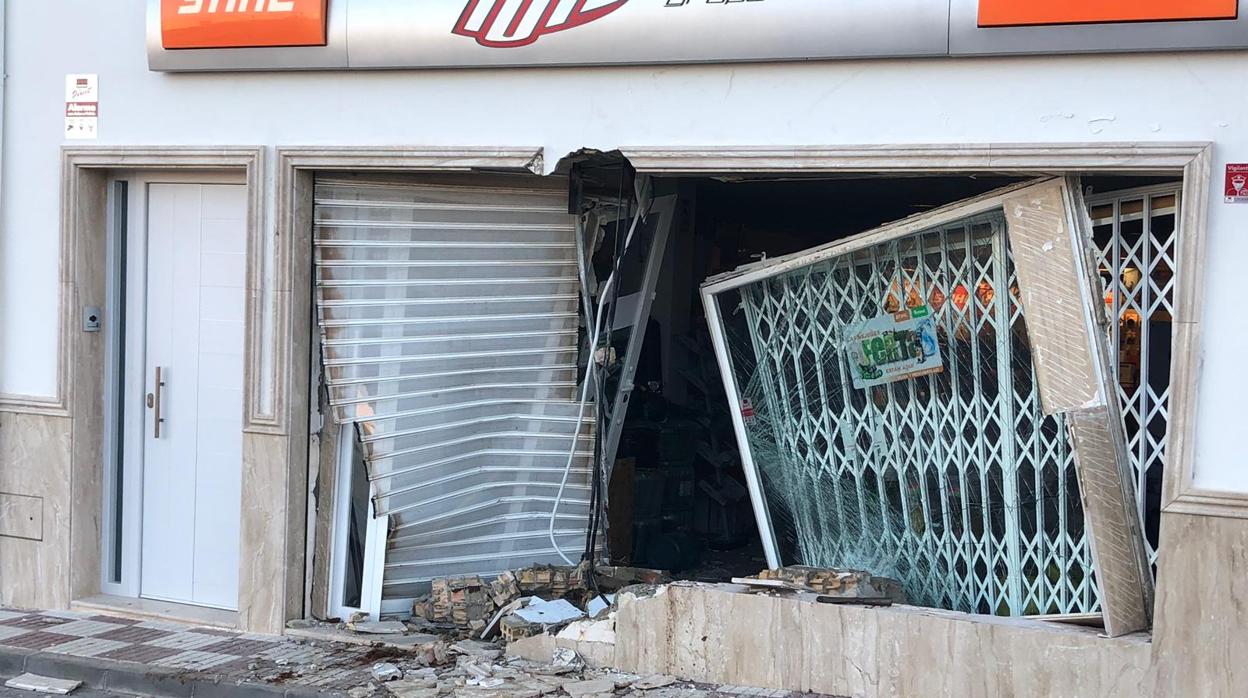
[{"left": 1227, "top": 164, "right": 1248, "bottom": 204}]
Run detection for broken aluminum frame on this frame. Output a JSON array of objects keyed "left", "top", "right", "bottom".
[
  {"left": 598, "top": 195, "right": 677, "bottom": 490},
  {"left": 321, "top": 422, "right": 389, "bottom": 622},
  {"left": 699, "top": 178, "right": 1153, "bottom": 636}
]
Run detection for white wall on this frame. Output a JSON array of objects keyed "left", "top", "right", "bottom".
[{"left": 3, "top": 1, "right": 1246, "bottom": 489}]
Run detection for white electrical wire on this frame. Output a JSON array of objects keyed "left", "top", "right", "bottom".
[{"left": 548, "top": 195, "right": 646, "bottom": 565}]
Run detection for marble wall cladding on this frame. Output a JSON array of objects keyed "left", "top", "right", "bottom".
[
  {"left": 0, "top": 493, "right": 43, "bottom": 540},
  {"left": 239, "top": 431, "right": 294, "bottom": 634},
  {"left": 0, "top": 412, "right": 73, "bottom": 609},
  {"left": 616, "top": 583, "right": 1154, "bottom": 698},
  {"left": 1150, "top": 512, "right": 1248, "bottom": 697},
  {"left": 68, "top": 413, "right": 104, "bottom": 602}
]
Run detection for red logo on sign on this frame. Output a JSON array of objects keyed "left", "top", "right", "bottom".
[
  {"left": 1226, "top": 164, "right": 1248, "bottom": 203},
  {"left": 454, "top": 0, "right": 628, "bottom": 48}
]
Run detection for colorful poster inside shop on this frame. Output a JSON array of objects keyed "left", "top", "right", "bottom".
[{"left": 846, "top": 305, "right": 943, "bottom": 390}]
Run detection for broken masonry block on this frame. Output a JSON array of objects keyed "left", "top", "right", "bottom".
[
  {"left": 500, "top": 614, "right": 544, "bottom": 643},
  {"left": 490, "top": 570, "right": 521, "bottom": 606}
]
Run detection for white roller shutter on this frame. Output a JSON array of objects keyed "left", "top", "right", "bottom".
[{"left": 313, "top": 174, "right": 592, "bottom": 600}]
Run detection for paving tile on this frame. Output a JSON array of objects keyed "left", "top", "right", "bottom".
[
  {"left": 0, "top": 625, "right": 34, "bottom": 642},
  {"left": 88, "top": 615, "right": 141, "bottom": 626},
  {"left": 208, "top": 656, "right": 260, "bottom": 673},
  {"left": 238, "top": 632, "right": 284, "bottom": 642},
  {"left": 0, "top": 615, "right": 71, "bottom": 630},
  {"left": 296, "top": 668, "right": 352, "bottom": 687},
  {"left": 256, "top": 643, "right": 325, "bottom": 665},
  {"left": 44, "top": 610, "right": 94, "bottom": 620},
  {"left": 153, "top": 650, "right": 239, "bottom": 671},
  {"left": 42, "top": 636, "right": 132, "bottom": 657},
  {"left": 97, "top": 643, "right": 184, "bottom": 664},
  {"left": 134, "top": 620, "right": 194, "bottom": 632},
  {"left": 0, "top": 610, "right": 26, "bottom": 622},
  {"left": 96, "top": 625, "right": 176, "bottom": 644},
  {"left": 190, "top": 627, "right": 240, "bottom": 638},
  {"left": 0, "top": 631, "right": 78, "bottom": 650},
  {"left": 197, "top": 638, "right": 286, "bottom": 657},
  {"left": 48, "top": 619, "right": 130, "bottom": 638},
  {"left": 145, "top": 631, "right": 232, "bottom": 651}
]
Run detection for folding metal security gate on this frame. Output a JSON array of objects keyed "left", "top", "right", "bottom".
[
  {"left": 1088, "top": 185, "right": 1182, "bottom": 568},
  {"left": 313, "top": 175, "right": 591, "bottom": 600},
  {"left": 702, "top": 180, "right": 1151, "bottom": 634}
]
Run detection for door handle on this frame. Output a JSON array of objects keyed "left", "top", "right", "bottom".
[{"left": 146, "top": 366, "right": 166, "bottom": 439}]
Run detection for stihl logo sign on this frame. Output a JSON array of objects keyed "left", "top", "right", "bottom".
[
  {"left": 160, "top": 0, "right": 328, "bottom": 49},
  {"left": 454, "top": 0, "right": 628, "bottom": 48},
  {"left": 175, "top": 0, "right": 296, "bottom": 13}
]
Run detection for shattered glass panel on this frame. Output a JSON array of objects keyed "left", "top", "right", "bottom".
[{"left": 720, "top": 212, "right": 1100, "bottom": 615}]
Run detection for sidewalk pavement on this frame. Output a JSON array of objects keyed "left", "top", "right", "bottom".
[
  {"left": 0, "top": 608, "right": 809, "bottom": 698},
  {"left": 0, "top": 607, "right": 381, "bottom": 696}
]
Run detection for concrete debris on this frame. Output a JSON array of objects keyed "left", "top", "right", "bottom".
[
  {"left": 632, "top": 675, "right": 677, "bottom": 690},
  {"left": 452, "top": 639, "right": 505, "bottom": 660},
  {"left": 551, "top": 647, "right": 584, "bottom": 670},
  {"left": 411, "top": 564, "right": 668, "bottom": 645},
  {"left": 351, "top": 619, "right": 410, "bottom": 635},
  {"left": 4, "top": 673, "right": 82, "bottom": 694},
  {"left": 373, "top": 662, "right": 404, "bottom": 682},
  {"left": 560, "top": 678, "right": 617, "bottom": 697},
  {"left": 348, "top": 684, "right": 377, "bottom": 698},
  {"left": 386, "top": 683, "right": 442, "bottom": 698}
]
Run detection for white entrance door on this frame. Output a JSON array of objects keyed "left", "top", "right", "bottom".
[{"left": 139, "top": 183, "right": 246, "bottom": 610}]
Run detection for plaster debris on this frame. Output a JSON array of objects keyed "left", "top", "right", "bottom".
[
  {"left": 4, "top": 673, "right": 82, "bottom": 695},
  {"left": 514, "top": 599, "right": 585, "bottom": 625},
  {"left": 555, "top": 619, "right": 616, "bottom": 645}
]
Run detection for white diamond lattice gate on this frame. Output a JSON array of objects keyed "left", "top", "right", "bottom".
[{"left": 1088, "top": 185, "right": 1182, "bottom": 570}]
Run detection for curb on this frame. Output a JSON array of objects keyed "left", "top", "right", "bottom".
[{"left": 0, "top": 647, "right": 344, "bottom": 698}]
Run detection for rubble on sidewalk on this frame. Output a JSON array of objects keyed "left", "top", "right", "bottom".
[
  {"left": 406, "top": 564, "right": 667, "bottom": 643},
  {"left": 282, "top": 563, "right": 891, "bottom": 696}
]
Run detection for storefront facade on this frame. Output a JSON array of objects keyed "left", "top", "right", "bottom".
[{"left": 1, "top": 1, "right": 1247, "bottom": 695}]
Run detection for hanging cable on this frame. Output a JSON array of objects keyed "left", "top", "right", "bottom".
[{"left": 549, "top": 166, "right": 646, "bottom": 566}]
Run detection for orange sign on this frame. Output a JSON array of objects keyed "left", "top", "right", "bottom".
[
  {"left": 979, "top": 0, "right": 1238, "bottom": 27},
  {"left": 161, "top": 0, "right": 328, "bottom": 50}
]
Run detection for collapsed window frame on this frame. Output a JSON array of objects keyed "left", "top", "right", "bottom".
[{"left": 699, "top": 177, "right": 1153, "bottom": 637}]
